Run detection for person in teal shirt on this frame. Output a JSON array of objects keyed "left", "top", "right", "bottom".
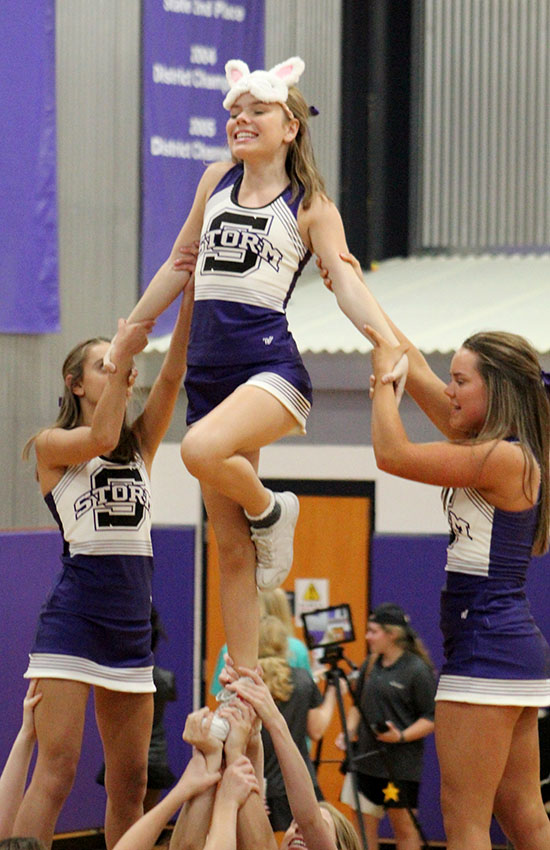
[{"left": 210, "top": 589, "right": 311, "bottom": 697}]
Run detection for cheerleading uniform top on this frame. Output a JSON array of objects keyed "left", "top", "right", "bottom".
[
  {"left": 187, "top": 162, "right": 311, "bottom": 369},
  {"left": 437, "top": 484, "right": 550, "bottom": 706},
  {"left": 25, "top": 454, "right": 155, "bottom": 693}
]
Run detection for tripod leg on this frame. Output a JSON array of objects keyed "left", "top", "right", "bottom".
[
  {"left": 330, "top": 669, "right": 370, "bottom": 850},
  {"left": 362, "top": 811, "right": 382, "bottom": 850}
]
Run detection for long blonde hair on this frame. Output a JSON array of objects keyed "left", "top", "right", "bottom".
[
  {"left": 258, "top": 615, "right": 293, "bottom": 702},
  {"left": 258, "top": 588, "right": 294, "bottom": 635},
  {"left": 318, "top": 802, "right": 362, "bottom": 850},
  {"left": 284, "top": 86, "right": 327, "bottom": 209},
  {"left": 22, "top": 337, "right": 139, "bottom": 464},
  {"left": 461, "top": 331, "right": 550, "bottom": 555}
]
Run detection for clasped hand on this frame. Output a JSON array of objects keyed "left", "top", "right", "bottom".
[
  {"left": 364, "top": 324, "right": 409, "bottom": 402},
  {"left": 103, "top": 317, "right": 155, "bottom": 374}
]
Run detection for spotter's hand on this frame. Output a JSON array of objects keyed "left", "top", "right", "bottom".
[
  {"left": 364, "top": 324, "right": 409, "bottom": 405},
  {"left": 103, "top": 317, "right": 155, "bottom": 374},
  {"left": 316, "top": 251, "right": 363, "bottom": 291},
  {"left": 173, "top": 241, "right": 200, "bottom": 274},
  {"left": 21, "top": 679, "right": 43, "bottom": 741}
]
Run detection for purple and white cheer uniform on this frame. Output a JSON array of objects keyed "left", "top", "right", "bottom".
[
  {"left": 437, "top": 485, "right": 550, "bottom": 706},
  {"left": 185, "top": 163, "right": 312, "bottom": 433},
  {"left": 25, "top": 455, "right": 155, "bottom": 693}
]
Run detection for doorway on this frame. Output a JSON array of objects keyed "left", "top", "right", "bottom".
[{"left": 202, "top": 479, "right": 373, "bottom": 811}]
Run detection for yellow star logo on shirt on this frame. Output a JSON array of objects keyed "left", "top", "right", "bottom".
[{"left": 382, "top": 782, "right": 400, "bottom": 803}]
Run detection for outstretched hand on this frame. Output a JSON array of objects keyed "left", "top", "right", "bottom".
[
  {"left": 227, "top": 667, "right": 280, "bottom": 731},
  {"left": 365, "top": 324, "right": 409, "bottom": 405},
  {"left": 182, "top": 707, "right": 223, "bottom": 757},
  {"left": 103, "top": 317, "right": 155, "bottom": 374}
]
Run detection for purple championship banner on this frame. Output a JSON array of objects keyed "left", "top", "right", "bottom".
[
  {"left": 141, "top": 0, "right": 265, "bottom": 336},
  {"left": 0, "top": 0, "right": 59, "bottom": 334}
]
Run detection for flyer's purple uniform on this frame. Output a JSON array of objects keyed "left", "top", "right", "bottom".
[
  {"left": 437, "top": 486, "right": 550, "bottom": 706},
  {"left": 184, "top": 163, "right": 312, "bottom": 433},
  {"left": 25, "top": 455, "right": 155, "bottom": 693}
]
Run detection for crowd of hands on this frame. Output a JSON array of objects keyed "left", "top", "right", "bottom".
[{"left": 1, "top": 666, "right": 330, "bottom": 850}]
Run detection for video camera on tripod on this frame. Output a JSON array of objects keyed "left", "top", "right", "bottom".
[
  {"left": 301, "top": 603, "right": 356, "bottom": 668},
  {"left": 301, "top": 603, "right": 429, "bottom": 850},
  {"left": 300, "top": 603, "right": 371, "bottom": 849}
]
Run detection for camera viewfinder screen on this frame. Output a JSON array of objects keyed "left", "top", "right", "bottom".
[{"left": 302, "top": 604, "right": 355, "bottom": 649}]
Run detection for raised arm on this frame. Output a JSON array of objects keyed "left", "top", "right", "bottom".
[
  {"left": 0, "top": 681, "right": 42, "bottom": 839},
  {"left": 170, "top": 709, "right": 224, "bottom": 850},
  {"left": 374, "top": 294, "right": 459, "bottom": 438},
  {"left": 367, "top": 324, "right": 529, "bottom": 504},
  {"left": 230, "top": 669, "right": 338, "bottom": 850},
  {"left": 112, "top": 748, "right": 220, "bottom": 850},
  {"left": 203, "top": 757, "right": 261, "bottom": 850},
  {"left": 134, "top": 278, "right": 195, "bottom": 467},
  {"left": 127, "top": 162, "right": 230, "bottom": 324},
  {"left": 35, "top": 319, "right": 151, "bottom": 475},
  {"left": 317, "top": 250, "right": 460, "bottom": 438},
  {"left": 217, "top": 700, "right": 277, "bottom": 850}
]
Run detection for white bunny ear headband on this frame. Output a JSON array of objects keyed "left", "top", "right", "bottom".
[{"left": 222, "top": 56, "right": 305, "bottom": 114}]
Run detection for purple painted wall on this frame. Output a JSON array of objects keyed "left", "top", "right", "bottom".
[
  {"left": 371, "top": 534, "right": 550, "bottom": 844},
  {"left": 0, "top": 526, "right": 195, "bottom": 833}
]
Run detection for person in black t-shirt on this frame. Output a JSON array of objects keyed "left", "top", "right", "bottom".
[{"left": 338, "top": 604, "right": 436, "bottom": 850}]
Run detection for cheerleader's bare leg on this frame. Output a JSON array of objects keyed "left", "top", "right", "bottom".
[
  {"left": 95, "top": 687, "right": 154, "bottom": 849},
  {"left": 13, "top": 679, "right": 90, "bottom": 848},
  {"left": 493, "top": 706, "right": 550, "bottom": 850}
]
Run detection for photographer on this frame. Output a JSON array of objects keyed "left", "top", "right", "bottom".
[{"left": 337, "top": 604, "right": 436, "bottom": 850}]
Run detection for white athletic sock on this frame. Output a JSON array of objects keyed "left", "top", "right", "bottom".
[{"left": 245, "top": 489, "right": 276, "bottom": 523}]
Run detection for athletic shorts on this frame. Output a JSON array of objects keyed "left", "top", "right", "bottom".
[
  {"left": 340, "top": 772, "right": 419, "bottom": 817},
  {"left": 185, "top": 360, "right": 312, "bottom": 434}
]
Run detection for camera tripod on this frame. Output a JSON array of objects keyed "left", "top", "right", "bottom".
[{"left": 315, "top": 645, "right": 429, "bottom": 850}]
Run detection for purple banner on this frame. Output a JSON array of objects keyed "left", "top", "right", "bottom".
[
  {"left": 0, "top": 1, "right": 59, "bottom": 334},
  {"left": 141, "top": 0, "right": 265, "bottom": 336}
]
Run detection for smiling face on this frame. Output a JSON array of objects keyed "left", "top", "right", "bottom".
[
  {"left": 280, "top": 805, "right": 337, "bottom": 850},
  {"left": 445, "top": 347, "right": 489, "bottom": 436},
  {"left": 226, "top": 92, "right": 298, "bottom": 160}
]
